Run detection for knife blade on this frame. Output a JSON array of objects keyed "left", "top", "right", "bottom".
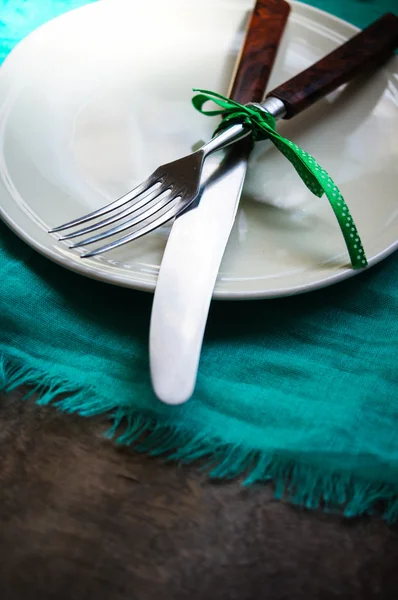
[{"left": 150, "top": 0, "right": 291, "bottom": 404}]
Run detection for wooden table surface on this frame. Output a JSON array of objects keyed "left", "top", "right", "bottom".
[{"left": 1, "top": 388, "right": 397, "bottom": 600}]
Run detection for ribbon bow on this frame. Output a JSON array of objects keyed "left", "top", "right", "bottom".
[{"left": 192, "top": 89, "right": 367, "bottom": 270}]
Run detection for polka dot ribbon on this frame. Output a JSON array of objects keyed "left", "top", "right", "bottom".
[{"left": 192, "top": 89, "right": 367, "bottom": 270}]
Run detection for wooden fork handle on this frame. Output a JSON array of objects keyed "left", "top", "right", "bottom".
[
  {"left": 267, "top": 12, "right": 398, "bottom": 118},
  {"left": 228, "top": 0, "right": 291, "bottom": 104}
]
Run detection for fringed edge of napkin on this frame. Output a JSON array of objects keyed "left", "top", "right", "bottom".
[{"left": 2, "top": 352, "right": 398, "bottom": 523}]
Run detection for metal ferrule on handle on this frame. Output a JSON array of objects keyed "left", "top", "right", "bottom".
[{"left": 201, "top": 96, "right": 286, "bottom": 157}]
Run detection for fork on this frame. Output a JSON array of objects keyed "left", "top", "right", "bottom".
[
  {"left": 50, "top": 12, "right": 398, "bottom": 258},
  {"left": 49, "top": 122, "right": 252, "bottom": 257}
]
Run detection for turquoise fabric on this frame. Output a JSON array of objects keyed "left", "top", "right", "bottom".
[{"left": 1, "top": 0, "right": 398, "bottom": 520}]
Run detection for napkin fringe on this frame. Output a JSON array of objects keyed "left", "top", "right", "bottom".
[{"left": 2, "top": 353, "right": 398, "bottom": 523}]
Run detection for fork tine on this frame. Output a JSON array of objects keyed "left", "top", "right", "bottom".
[
  {"left": 70, "top": 187, "right": 176, "bottom": 248},
  {"left": 81, "top": 198, "right": 183, "bottom": 258},
  {"left": 59, "top": 181, "right": 166, "bottom": 241},
  {"left": 48, "top": 177, "right": 157, "bottom": 233}
]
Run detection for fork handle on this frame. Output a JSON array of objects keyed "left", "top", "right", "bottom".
[
  {"left": 228, "top": 0, "right": 290, "bottom": 104},
  {"left": 267, "top": 12, "right": 398, "bottom": 118}
]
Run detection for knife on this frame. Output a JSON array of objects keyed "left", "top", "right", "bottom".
[
  {"left": 150, "top": 0, "right": 290, "bottom": 404},
  {"left": 150, "top": 9, "right": 398, "bottom": 404}
]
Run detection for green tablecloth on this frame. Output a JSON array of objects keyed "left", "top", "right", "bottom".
[{"left": 1, "top": 0, "right": 397, "bottom": 520}]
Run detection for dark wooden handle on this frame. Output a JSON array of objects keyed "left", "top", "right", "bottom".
[
  {"left": 267, "top": 12, "right": 398, "bottom": 118},
  {"left": 229, "top": 0, "right": 290, "bottom": 104}
]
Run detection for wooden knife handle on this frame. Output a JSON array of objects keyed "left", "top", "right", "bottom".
[
  {"left": 267, "top": 12, "right": 398, "bottom": 119},
  {"left": 229, "top": 0, "right": 290, "bottom": 104}
]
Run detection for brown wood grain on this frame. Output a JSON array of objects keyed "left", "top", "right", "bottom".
[
  {"left": 0, "top": 388, "right": 398, "bottom": 600},
  {"left": 229, "top": 0, "right": 290, "bottom": 104},
  {"left": 267, "top": 12, "right": 398, "bottom": 118}
]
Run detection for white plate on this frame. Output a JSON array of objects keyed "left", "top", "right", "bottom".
[{"left": 0, "top": 0, "right": 397, "bottom": 299}]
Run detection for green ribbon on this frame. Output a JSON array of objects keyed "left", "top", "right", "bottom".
[{"left": 192, "top": 89, "right": 368, "bottom": 270}]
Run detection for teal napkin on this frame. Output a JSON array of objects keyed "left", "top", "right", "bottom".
[{"left": 1, "top": 0, "right": 398, "bottom": 521}]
